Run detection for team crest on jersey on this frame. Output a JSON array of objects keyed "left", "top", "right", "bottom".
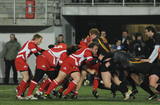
[
  {"left": 23, "top": 65, "right": 27, "bottom": 68},
  {"left": 63, "top": 67, "right": 67, "bottom": 70},
  {"left": 101, "top": 37, "right": 107, "bottom": 43},
  {"left": 42, "top": 65, "right": 46, "bottom": 68}
]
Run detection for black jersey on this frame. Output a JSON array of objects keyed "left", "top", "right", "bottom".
[
  {"left": 92, "top": 36, "right": 111, "bottom": 57},
  {"left": 122, "top": 60, "right": 152, "bottom": 74},
  {"left": 152, "top": 32, "right": 160, "bottom": 45},
  {"left": 112, "top": 51, "right": 133, "bottom": 64}
]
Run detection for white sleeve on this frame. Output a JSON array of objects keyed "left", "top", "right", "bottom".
[{"left": 149, "top": 45, "right": 160, "bottom": 63}]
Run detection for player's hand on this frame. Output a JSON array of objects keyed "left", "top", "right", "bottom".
[
  {"left": 104, "top": 58, "right": 111, "bottom": 62},
  {"left": 105, "top": 62, "right": 110, "bottom": 67},
  {"left": 2, "top": 58, "right": 4, "bottom": 61},
  {"left": 98, "top": 54, "right": 104, "bottom": 61},
  {"left": 141, "top": 59, "right": 150, "bottom": 62}
]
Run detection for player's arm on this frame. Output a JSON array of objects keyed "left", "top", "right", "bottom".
[
  {"left": 81, "top": 65, "right": 96, "bottom": 75},
  {"left": 36, "top": 46, "right": 45, "bottom": 53},
  {"left": 84, "top": 49, "right": 104, "bottom": 65},
  {"left": 141, "top": 34, "right": 160, "bottom": 63},
  {"left": 148, "top": 45, "right": 160, "bottom": 63},
  {"left": 29, "top": 43, "right": 40, "bottom": 57},
  {"left": 58, "top": 52, "right": 68, "bottom": 65},
  {"left": 89, "top": 54, "right": 104, "bottom": 65},
  {"left": 48, "top": 44, "right": 55, "bottom": 49}
]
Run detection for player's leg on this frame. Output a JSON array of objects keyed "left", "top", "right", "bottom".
[
  {"left": 45, "top": 71, "right": 67, "bottom": 96},
  {"left": 73, "top": 70, "right": 87, "bottom": 98},
  {"left": 112, "top": 73, "right": 132, "bottom": 100},
  {"left": 57, "top": 77, "right": 71, "bottom": 98},
  {"left": 26, "top": 69, "right": 45, "bottom": 99},
  {"left": 21, "top": 67, "right": 33, "bottom": 97},
  {"left": 62, "top": 71, "right": 81, "bottom": 99},
  {"left": 124, "top": 70, "right": 138, "bottom": 94},
  {"left": 130, "top": 72, "right": 156, "bottom": 100},
  {"left": 17, "top": 71, "right": 29, "bottom": 99},
  {"left": 147, "top": 74, "right": 159, "bottom": 100},
  {"left": 47, "top": 70, "right": 63, "bottom": 97}
]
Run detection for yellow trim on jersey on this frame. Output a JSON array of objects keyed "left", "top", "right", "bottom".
[
  {"left": 97, "top": 38, "right": 109, "bottom": 52},
  {"left": 129, "top": 60, "right": 144, "bottom": 64}
]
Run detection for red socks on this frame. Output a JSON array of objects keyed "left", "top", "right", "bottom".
[
  {"left": 74, "top": 91, "right": 78, "bottom": 96},
  {"left": 27, "top": 80, "right": 38, "bottom": 96},
  {"left": 63, "top": 81, "right": 77, "bottom": 95},
  {"left": 93, "top": 77, "right": 99, "bottom": 91},
  {"left": 16, "top": 84, "right": 20, "bottom": 90},
  {"left": 22, "top": 80, "right": 31, "bottom": 92},
  {"left": 38, "top": 78, "right": 52, "bottom": 92},
  {"left": 17, "top": 80, "right": 27, "bottom": 96},
  {"left": 45, "top": 79, "right": 58, "bottom": 94},
  {"left": 53, "top": 80, "right": 64, "bottom": 90}
]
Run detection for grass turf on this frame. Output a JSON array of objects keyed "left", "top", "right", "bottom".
[{"left": 0, "top": 85, "right": 159, "bottom": 105}]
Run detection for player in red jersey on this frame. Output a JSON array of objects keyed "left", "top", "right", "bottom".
[
  {"left": 43, "top": 42, "right": 104, "bottom": 99},
  {"left": 26, "top": 46, "right": 68, "bottom": 99},
  {"left": 37, "top": 43, "right": 68, "bottom": 95},
  {"left": 14, "top": 34, "right": 44, "bottom": 99}
]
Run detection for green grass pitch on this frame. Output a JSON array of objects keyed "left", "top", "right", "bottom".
[{"left": 0, "top": 85, "right": 159, "bottom": 105}]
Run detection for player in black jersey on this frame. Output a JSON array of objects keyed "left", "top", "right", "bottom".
[
  {"left": 141, "top": 26, "right": 160, "bottom": 63},
  {"left": 90, "top": 28, "right": 132, "bottom": 100},
  {"left": 112, "top": 51, "right": 157, "bottom": 100},
  {"left": 121, "top": 59, "right": 160, "bottom": 100}
]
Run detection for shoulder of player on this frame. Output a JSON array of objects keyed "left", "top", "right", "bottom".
[
  {"left": 51, "top": 47, "right": 66, "bottom": 52},
  {"left": 154, "top": 32, "right": 160, "bottom": 39},
  {"left": 155, "top": 32, "right": 160, "bottom": 36}
]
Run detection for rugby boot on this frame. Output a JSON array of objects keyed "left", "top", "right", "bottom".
[
  {"left": 43, "top": 94, "right": 52, "bottom": 99},
  {"left": 92, "top": 89, "right": 99, "bottom": 98},
  {"left": 146, "top": 94, "right": 157, "bottom": 100},
  {"left": 26, "top": 95, "right": 38, "bottom": 100}
]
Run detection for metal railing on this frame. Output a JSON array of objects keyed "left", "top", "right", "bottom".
[
  {"left": 0, "top": 0, "right": 159, "bottom": 25},
  {"left": 63, "top": 0, "right": 160, "bottom": 6},
  {"left": 0, "top": 0, "right": 62, "bottom": 24}
]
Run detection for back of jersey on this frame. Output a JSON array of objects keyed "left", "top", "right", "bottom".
[
  {"left": 68, "top": 47, "right": 93, "bottom": 67},
  {"left": 43, "top": 48, "right": 67, "bottom": 67}
]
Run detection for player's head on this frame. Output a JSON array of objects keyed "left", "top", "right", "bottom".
[
  {"left": 145, "top": 26, "right": 156, "bottom": 37},
  {"left": 88, "top": 42, "right": 99, "bottom": 56},
  {"left": 10, "top": 34, "right": 15, "bottom": 41},
  {"left": 89, "top": 28, "right": 100, "bottom": 40},
  {"left": 33, "top": 33, "right": 43, "bottom": 45},
  {"left": 67, "top": 45, "right": 78, "bottom": 55}
]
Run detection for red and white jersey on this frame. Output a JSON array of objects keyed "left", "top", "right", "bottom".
[
  {"left": 67, "top": 47, "right": 93, "bottom": 67},
  {"left": 54, "top": 43, "right": 68, "bottom": 49},
  {"left": 16, "top": 39, "right": 41, "bottom": 61},
  {"left": 80, "top": 37, "right": 91, "bottom": 46},
  {"left": 42, "top": 48, "right": 68, "bottom": 67}
]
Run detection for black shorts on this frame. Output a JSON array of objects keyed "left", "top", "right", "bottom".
[
  {"left": 100, "top": 61, "right": 118, "bottom": 76},
  {"left": 149, "top": 64, "right": 160, "bottom": 78},
  {"left": 128, "top": 70, "right": 139, "bottom": 76}
]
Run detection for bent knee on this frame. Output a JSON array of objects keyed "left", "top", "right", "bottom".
[
  {"left": 149, "top": 82, "right": 157, "bottom": 88},
  {"left": 104, "top": 83, "right": 111, "bottom": 89},
  {"left": 74, "top": 77, "right": 81, "bottom": 83}
]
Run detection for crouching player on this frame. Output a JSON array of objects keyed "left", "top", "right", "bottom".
[
  {"left": 121, "top": 60, "right": 160, "bottom": 100},
  {"left": 26, "top": 44, "right": 72, "bottom": 99},
  {"left": 43, "top": 42, "right": 104, "bottom": 99}
]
